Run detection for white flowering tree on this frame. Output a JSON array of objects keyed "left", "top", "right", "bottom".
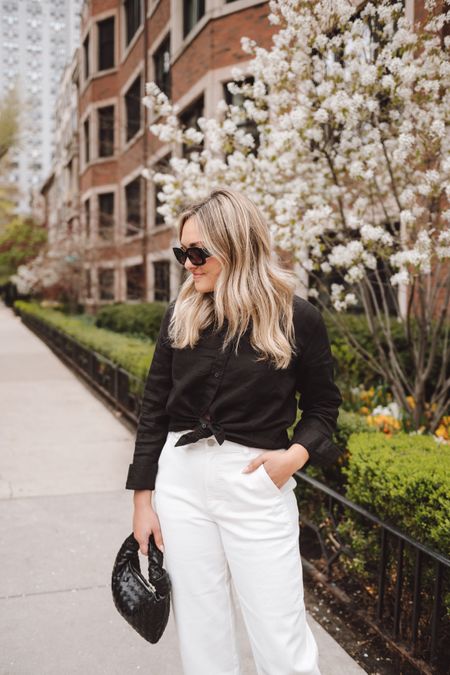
[
  {"left": 12, "top": 229, "right": 86, "bottom": 312},
  {"left": 142, "top": 0, "right": 450, "bottom": 434}
]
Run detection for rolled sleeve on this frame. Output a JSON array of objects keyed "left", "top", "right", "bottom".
[
  {"left": 125, "top": 301, "right": 174, "bottom": 490},
  {"left": 288, "top": 309, "right": 343, "bottom": 466}
]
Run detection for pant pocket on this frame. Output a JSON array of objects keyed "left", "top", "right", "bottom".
[{"left": 258, "top": 462, "right": 297, "bottom": 495}]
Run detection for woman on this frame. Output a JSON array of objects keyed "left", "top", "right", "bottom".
[{"left": 125, "top": 187, "right": 343, "bottom": 675}]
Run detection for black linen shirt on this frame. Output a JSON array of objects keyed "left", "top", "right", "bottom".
[{"left": 125, "top": 294, "right": 343, "bottom": 491}]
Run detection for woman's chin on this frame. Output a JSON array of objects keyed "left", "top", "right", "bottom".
[{"left": 194, "top": 278, "right": 214, "bottom": 293}]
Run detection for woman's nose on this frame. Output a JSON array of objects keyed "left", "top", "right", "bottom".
[{"left": 185, "top": 259, "right": 197, "bottom": 273}]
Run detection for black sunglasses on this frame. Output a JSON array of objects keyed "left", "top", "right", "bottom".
[{"left": 172, "top": 246, "right": 212, "bottom": 266}]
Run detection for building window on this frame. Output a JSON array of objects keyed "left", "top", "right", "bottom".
[
  {"left": 98, "top": 105, "right": 114, "bottom": 157},
  {"left": 125, "top": 177, "right": 143, "bottom": 236},
  {"left": 183, "top": 0, "right": 205, "bottom": 38},
  {"left": 98, "top": 192, "right": 115, "bottom": 240},
  {"left": 153, "top": 260, "right": 170, "bottom": 301},
  {"left": 124, "top": 0, "right": 141, "bottom": 46},
  {"left": 84, "top": 199, "right": 90, "bottom": 237},
  {"left": 99, "top": 268, "right": 115, "bottom": 300},
  {"left": 126, "top": 263, "right": 145, "bottom": 300},
  {"left": 153, "top": 35, "right": 171, "bottom": 97},
  {"left": 152, "top": 153, "right": 171, "bottom": 226},
  {"left": 83, "top": 33, "right": 89, "bottom": 79},
  {"left": 124, "top": 74, "right": 141, "bottom": 142},
  {"left": 179, "top": 95, "right": 204, "bottom": 158},
  {"left": 83, "top": 117, "right": 90, "bottom": 163},
  {"left": 98, "top": 17, "right": 115, "bottom": 71}
]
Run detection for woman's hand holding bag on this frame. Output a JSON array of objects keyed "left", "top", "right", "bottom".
[{"left": 111, "top": 531, "right": 171, "bottom": 643}]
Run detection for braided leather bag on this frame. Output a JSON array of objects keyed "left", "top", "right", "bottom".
[{"left": 111, "top": 532, "right": 171, "bottom": 643}]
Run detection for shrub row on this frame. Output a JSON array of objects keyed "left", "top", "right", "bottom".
[
  {"left": 300, "top": 429, "right": 449, "bottom": 559},
  {"left": 341, "top": 432, "right": 450, "bottom": 625},
  {"left": 84, "top": 303, "right": 448, "bottom": 402},
  {"left": 95, "top": 302, "right": 169, "bottom": 341},
  {"left": 15, "top": 300, "right": 367, "bottom": 455},
  {"left": 14, "top": 300, "right": 155, "bottom": 384},
  {"left": 345, "top": 431, "right": 450, "bottom": 556},
  {"left": 298, "top": 430, "right": 450, "bottom": 630}
]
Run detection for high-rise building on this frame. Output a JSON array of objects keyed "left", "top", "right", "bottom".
[{"left": 0, "top": 0, "right": 82, "bottom": 213}]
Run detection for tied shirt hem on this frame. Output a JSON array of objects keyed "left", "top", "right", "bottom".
[{"left": 173, "top": 415, "right": 226, "bottom": 446}]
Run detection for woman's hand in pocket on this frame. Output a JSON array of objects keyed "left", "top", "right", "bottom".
[
  {"left": 241, "top": 450, "right": 295, "bottom": 489},
  {"left": 133, "top": 490, "right": 165, "bottom": 556}
]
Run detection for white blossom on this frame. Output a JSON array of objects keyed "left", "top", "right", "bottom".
[
  {"left": 390, "top": 270, "right": 410, "bottom": 286},
  {"left": 136, "top": 0, "right": 449, "bottom": 314}
]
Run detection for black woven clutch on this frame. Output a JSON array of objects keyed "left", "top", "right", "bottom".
[{"left": 111, "top": 532, "right": 171, "bottom": 643}]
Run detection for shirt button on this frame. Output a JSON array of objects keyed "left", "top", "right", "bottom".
[
  {"left": 201, "top": 423, "right": 207, "bottom": 428},
  {"left": 214, "top": 371, "right": 220, "bottom": 378}
]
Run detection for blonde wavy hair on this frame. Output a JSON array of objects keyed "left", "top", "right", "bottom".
[{"left": 168, "top": 187, "right": 300, "bottom": 369}]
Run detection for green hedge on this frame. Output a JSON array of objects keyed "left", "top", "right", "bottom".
[
  {"left": 14, "top": 300, "right": 154, "bottom": 386},
  {"left": 297, "top": 430, "right": 450, "bottom": 627},
  {"left": 298, "top": 428, "right": 450, "bottom": 558},
  {"left": 95, "top": 302, "right": 169, "bottom": 341},
  {"left": 344, "top": 431, "right": 450, "bottom": 556},
  {"left": 16, "top": 300, "right": 369, "bottom": 458},
  {"left": 340, "top": 431, "right": 450, "bottom": 623},
  {"left": 85, "top": 307, "right": 448, "bottom": 406}
]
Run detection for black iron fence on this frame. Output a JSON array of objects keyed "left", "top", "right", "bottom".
[
  {"left": 297, "top": 473, "right": 449, "bottom": 674},
  {"left": 18, "top": 308, "right": 450, "bottom": 673}
]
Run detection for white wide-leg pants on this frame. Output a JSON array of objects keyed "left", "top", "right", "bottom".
[{"left": 153, "top": 429, "right": 321, "bottom": 675}]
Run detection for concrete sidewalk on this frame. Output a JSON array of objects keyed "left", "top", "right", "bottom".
[{"left": 0, "top": 302, "right": 366, "bottom": 675}]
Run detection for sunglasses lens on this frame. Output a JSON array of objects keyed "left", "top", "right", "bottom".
[
  {"left": 188, "top": 248, "right": 205, "bottom": 265},
  {"left": 173, "top": 248, "right": 186, "bottom": 265}
]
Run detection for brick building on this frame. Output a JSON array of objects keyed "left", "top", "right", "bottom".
[{"left": 76, "top": 0, "right": 281, "bottom": 309}]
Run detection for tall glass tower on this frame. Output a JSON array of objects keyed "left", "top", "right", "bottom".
[{"left": 0, "top": 0, "right": 82, "bottom": 213}]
